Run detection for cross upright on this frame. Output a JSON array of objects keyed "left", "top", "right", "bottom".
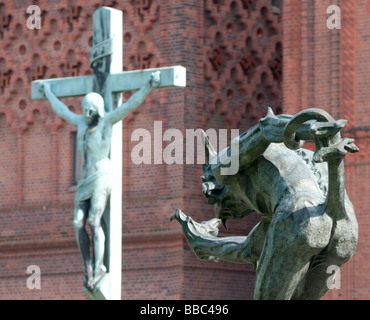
[{"left": 31, "top": 7, "right": 186, "bottom": 300}]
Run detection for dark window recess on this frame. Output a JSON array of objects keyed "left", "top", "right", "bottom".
[{"left": 72, "top": 132, "right": 81, "bottom": 185}]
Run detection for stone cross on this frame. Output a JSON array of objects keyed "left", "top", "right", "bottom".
[{"left": 31, "top": 7, "right": 186, "bottom": 300}]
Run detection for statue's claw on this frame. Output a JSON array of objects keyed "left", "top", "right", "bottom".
[
  {"left": 171, "top": 209, "right": 222, "bottom": 238},
  {"left": 344, "top": 138, "right": 359, "bottom": 153},
  {"left": 170, "top": 208, "right": 187, "bottom": 223},
  {"left": 314, "top": 138, "right": 359, "bottom": 162},
  {"left": 312, "top": 119, "right": 347, "bottom": 138},
  {"left": 170, "top": 209, "right": 223, "bottom": 262}
]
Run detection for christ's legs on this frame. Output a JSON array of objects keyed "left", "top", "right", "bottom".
[
  {"left": 88, "top": 190, "right": 110, "bottom": 288},
  {"left": 73, "top": 201, "right": 93, "bottom": 289}
]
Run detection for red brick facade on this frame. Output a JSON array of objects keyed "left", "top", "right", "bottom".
[
  {"left": 283, "top": 0, "right": 370, "bottom": 299},
  {"left": 0, "top": 0, "right": 368, "bottom": 300}
]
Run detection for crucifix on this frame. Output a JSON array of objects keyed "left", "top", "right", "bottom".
[{"left": 31, "top": 7, "right": 186, "bottom": 300}]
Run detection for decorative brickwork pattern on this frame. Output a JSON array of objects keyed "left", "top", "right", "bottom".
[
  {"left": 1, "top": 0, "right": 260, "bottom": 300},
  {"left": 203, "top": 0, "right": 282, "bottom": 130},
  {"left": 0, "top": 0, "right": 368, "bottom": 300},
  {"left": 282, "top": 0, "right": 370, "bottom": 300}
]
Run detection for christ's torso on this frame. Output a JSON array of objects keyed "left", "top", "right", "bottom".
[{"left": 77, "top": 118, "right": 112, "bottom": 179}]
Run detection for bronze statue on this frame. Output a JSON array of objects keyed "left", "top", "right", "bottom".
[
  {"left": 171, "top": 108, "right": 359, "bottom": 300},
  {"left": 40, "top": 72, "right": 160, "bottom": 291}
]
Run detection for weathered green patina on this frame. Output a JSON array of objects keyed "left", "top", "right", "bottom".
[
  {"left": 33, "top": 6, "right": 186, "bottom": 300},
  {"left": 171, "top": 108, "right": 359, "bottom": 300}
]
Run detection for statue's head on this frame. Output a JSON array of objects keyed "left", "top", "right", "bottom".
[
  {"left": 200, "top": 131, "right": 252, "bottom": 229},
  {"left": 201, "top": 164, "right": 252, "bottom": 229},
  {"left": 82, "top": 92, "right": 104, "bottom": 125}
]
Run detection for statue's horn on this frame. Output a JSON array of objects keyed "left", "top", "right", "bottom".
[
  {"left": 266, "top": 106, "right": 276, "bottom": 118},
  {"left": 200, "top": 130, "right": 217, "bottom": 164}
]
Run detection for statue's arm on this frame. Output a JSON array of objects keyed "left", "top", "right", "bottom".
[
  {"left": 40, "top": 82, "right": 79, "bottom": 126},
  {"left": 216, "top": 109, "right": 323, "bottom": 172},
  {"left": 193, "top": 219, "right": 268, "bottom": 268},
  {"left": 171, "top": 209, "right": 269, "bottom": 268},
  {"left": 259, "top": 108, "right": 348, "bottom": 147},
  {"left": 106, "top": 71, "right": 160, "bottom": 125}
]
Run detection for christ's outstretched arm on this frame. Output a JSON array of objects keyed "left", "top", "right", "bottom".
[
  {"left": 106, "top": 71, "right": 161, "bottom": 125},
  {"left": 40, "top": 82, "right": 79, "bottom": 126}
]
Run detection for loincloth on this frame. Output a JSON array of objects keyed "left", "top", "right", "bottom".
[{"left": 75, "top": 169, "right": 112, "bottom": 205}]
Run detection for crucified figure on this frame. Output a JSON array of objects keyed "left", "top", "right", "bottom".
[{"left": 40, "top": 71, "right": 160, "bottom": 291}]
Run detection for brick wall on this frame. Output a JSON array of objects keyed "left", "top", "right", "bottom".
[
  {"left": 283, "top": 0, "right": 370, "bottom": 299},
  {"left": 0, "top": 0, "right": 367, "bottom": 300},
  {"left": 1, "top": 0, "right": 281, "bottom": 300}
]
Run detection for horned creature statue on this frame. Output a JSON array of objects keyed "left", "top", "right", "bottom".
[{"left": 171, "top": 108, "right": 359, "bottom": 300}]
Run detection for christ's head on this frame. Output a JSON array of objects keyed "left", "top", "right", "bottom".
[{"left": 82, "top": 92, "right": 104, "bottom": 125}]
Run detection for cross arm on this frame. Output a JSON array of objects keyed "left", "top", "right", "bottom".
[
  {"left": 31, "top": 66, "right": 186, "bottom": 100},
  {"left": 31, "top": 75, "right": 94, "bottom": 100},
  {"left": 109, "top": 65, "right": 186, "bottom": 92}
]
